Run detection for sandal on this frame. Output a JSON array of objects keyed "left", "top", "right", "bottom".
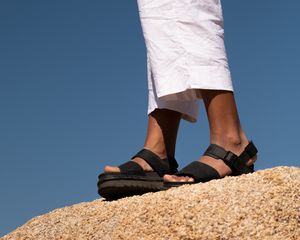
[
  {"left": 98, "top": 148, "right": 179, "bottom": 200},
  {"left": 164, "top": 141, "right": 258, "bottom": 188}
]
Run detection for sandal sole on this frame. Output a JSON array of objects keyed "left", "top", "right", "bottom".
[
  {"left": 98, "top": 179, "right": 164, "bottom": 200},
  {"left": 163, "top": 181, "right": 195, "bottom": 189}
]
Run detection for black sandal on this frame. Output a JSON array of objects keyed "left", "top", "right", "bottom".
[
  {"left": 98, "top": 148, "right": 179, "bottom": 200},
  {"left": 164, "top": 141, "right": 258, "bottom": 188}
]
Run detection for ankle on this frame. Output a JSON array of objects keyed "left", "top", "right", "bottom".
[
  {"left": 210, "top": 133, "right": 245, "bottom": 154},
  {"left": 143, "top": 144, "right": 167, "bottom": 159},
  {"left": 211, "top": 132, "right": 241, "bottom": 145}
]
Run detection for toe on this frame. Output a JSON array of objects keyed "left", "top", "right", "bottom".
[
  {"left": 163, "top": 174, "right": 177, "bottom": 182},
  {"left": 187, "top": 177, "right": 194, "bottom": 182},
  {"left": 104, "top": 165, "right": 121, "bottom": 173},
  {"left": 177, "top": 176, "right": 194, "bottom": 182},
  {"left": 164, "top": 174, "right": 195, "bottom": 183}
]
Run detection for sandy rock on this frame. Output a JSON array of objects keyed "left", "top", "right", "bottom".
[{"left": 2, "top": 166, "right": 300, "bottom": 240}]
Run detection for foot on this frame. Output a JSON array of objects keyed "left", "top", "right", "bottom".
[
  {"left": 164, "top": 138, "right": 257, "bottom": 183},
  {"left": 104, "top": 147, "right": 167, "bottom": 173}
]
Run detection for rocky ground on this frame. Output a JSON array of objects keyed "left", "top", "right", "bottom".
[{"left": 2, "top": 166, "right": 300, "bottom": 240}]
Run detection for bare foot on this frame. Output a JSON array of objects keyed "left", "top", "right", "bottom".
[{"left": 164, "top": 140, "right": 257, "bottom": 183}]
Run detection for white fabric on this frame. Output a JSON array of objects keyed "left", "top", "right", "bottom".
[{"left": 137, "top": 0, "right": 233, "bottom": 122}]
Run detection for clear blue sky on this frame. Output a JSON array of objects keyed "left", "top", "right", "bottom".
[{"left": 1, "top": 0, "right": 299, "bottom": 236}]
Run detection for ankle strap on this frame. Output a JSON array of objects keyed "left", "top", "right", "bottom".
[
  {"left": 203, "top": 141, "right": 258, "bottom": 175},
  {"left": 238, "top": 141, "right": 258, "bottom": 165}
]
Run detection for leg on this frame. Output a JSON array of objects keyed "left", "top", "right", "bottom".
[
  {"left": 164, "top": 90, "right": 257, "bottom": 182},
  {"left": 104, "top": 108, "right": 181, "bottom": 173}
]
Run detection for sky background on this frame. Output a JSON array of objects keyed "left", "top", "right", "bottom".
[{"left": 1, "top": 0, "right": 300, "bottom": 236}]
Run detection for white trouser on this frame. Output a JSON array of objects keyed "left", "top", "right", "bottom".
[{"left": 137, "top": 0, "right": 233, "bottom": 122}]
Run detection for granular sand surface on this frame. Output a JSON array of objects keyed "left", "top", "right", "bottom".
[{"left": 2, "top": 167, "right": 300, "bottom": 240}]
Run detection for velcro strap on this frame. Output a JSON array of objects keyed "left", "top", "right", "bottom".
[
  {"left": 132, "top": 149, "right": 170, "bottom": 177},
  {"left": 204, "top": 141, "right": 258, "bottom": 175},
  {"left": 118, "top": 161, "right": 145, "bottom": 175},
  {"left": 204, "top": 144, "right": 250, "bottom": 173},
  {"left": 203, "top": 144, "right": 228, "bottom": 160},
  {"left": 204, "top": 144, "right": 239, "bottom": 171}
]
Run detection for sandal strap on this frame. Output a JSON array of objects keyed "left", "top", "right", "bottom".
[
  {"left": 203, "top": 141, "right": 258, "bottom": 175},
  {"left": 131, "top": 149, "right": 173, "bottom": 177},
  {"left": 168, "top": 156, "right": 179, "bottom": 173},
  {"left": 233, "top": 141, "right": 257, "bottom": 175},
  {"left": 118, "top": 161, "right": 145, "bottom": 175},
  {"left": 238, "top": 141, "right": 257, "bottom": 166},
  {"left": 203, "top": 144, "right": 239, "bottom": 172},
  {"left": 175, "top": 161, "right": 221, "bottom": 182}
]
